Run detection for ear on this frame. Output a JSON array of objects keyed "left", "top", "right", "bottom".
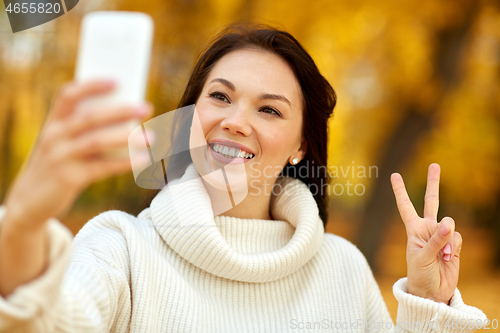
[
  {"left": 289, "top": 139, "right": 307, "bottom": 164},
  {"left": 297, "top": 139, "right": 307, "bottom": 159}
]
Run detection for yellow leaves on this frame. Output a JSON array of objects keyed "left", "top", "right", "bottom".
[
  {"left": 0, "top": 0, "right": 498, "bottom": 216},
  {"left": 209, "top": 0, "right": 246, "bottom": 24},
  {"left": 415, "top": 84, "right": 500, "bottom": 208}
]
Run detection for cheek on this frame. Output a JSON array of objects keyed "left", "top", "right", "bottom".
[
  {"left": 195, "top": 100, "right": 220, "bottom": 138},
  {"left": 259, "top": 130, "right": 291, "bottom": 160},
  {"left": 257, "top": 120, "right": 303, "bottom": 164}
]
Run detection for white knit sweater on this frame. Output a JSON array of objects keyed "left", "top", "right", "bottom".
[{"left": 0, "top": 164, "right": 487, "bottom": 332}]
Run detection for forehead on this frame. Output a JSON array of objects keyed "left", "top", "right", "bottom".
[{"left": 206, "top": 48, "right": 303, "bottom": 107}]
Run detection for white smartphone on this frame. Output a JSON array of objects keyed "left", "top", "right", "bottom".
[{"left": 74, "top": 11, "right": 154, "bottom": 157}]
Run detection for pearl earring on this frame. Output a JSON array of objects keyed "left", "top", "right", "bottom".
[{"left": 292, "top": 158, "right": 299, "bottom": 165}]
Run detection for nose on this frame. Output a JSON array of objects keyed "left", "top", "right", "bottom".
[{"left": 220, "top": 106, "right": 252, "bottom": 136}]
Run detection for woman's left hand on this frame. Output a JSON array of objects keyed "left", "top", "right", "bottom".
[{"left": 390, "top": 163, "right": 461, "bottom": 304}]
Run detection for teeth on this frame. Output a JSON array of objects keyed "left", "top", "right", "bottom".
[{"left": 211, "top": 143, "right": 254, "bottom": 159}]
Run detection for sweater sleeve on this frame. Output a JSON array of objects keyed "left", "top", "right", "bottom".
[
  {"left": 364, "top": 261, "right": 397, "bottom": 332},
  {"left": 0, "top": 206, "right": 132, "bottom": 333},
  {"left": 393, "top": 277, "right": 488, "bottom": 333}
]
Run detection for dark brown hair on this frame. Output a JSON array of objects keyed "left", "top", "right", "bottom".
[{"left": 137, "top": 24, "right": 336, "bottom": 226}]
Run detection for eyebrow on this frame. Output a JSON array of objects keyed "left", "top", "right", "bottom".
[{"left": 210, "top": 78, "right": 292, "bottom": 107}]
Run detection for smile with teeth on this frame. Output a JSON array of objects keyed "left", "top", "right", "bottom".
[{"left": 210, "top": 143, "right": 255, "bottom": 159}]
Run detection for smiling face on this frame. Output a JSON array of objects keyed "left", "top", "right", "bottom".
[{"left": 194, "top": 48, "right": 307, "bottom": 195}]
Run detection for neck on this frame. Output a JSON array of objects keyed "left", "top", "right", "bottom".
[{"left": 220, "top": 189, "right": 272, "bottom": 220}]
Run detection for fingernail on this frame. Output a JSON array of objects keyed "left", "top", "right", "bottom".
[
  {"left": 443, "top": 254, "right": 451, "bottom": 261},
  {"left": 440, "top": 224, "right": 450, "bottom": 236},
  {"left": 443, "top": 243, "right": 452, "bottom": 255}
]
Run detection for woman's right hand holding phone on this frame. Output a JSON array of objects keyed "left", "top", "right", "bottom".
[{"left": 0, "top": 79, "right": 153, "bottom": 296}]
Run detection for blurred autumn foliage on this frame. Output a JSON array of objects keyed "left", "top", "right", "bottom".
[{"left": 1, "top": 0, "right": 499, "bottom": 319}]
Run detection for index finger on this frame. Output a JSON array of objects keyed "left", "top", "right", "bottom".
[
  {"left": 49, "top": 79, "right": 116, "bottom": 121},
  {"left": 65, "top": 102, "right": 152, "bottom": 138},
  {"left": 391, "top": 173, "right": 419, "bottom": 225}
]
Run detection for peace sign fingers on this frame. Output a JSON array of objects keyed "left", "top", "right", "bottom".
[
  {"left": 390, "top": 172, "right": 419, "bottom": 225},
  {"left": 391, "top": 163, "right": 460, "bottom": 304},
  {"left": 423, "top": 163, "right": 440, "bottom": 221}
]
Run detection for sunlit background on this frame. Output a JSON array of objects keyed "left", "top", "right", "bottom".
[{"left": 1, "top": 0, "right": 499, "bottom": 320}]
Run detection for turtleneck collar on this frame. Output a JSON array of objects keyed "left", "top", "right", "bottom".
[{"left": 149, "top": 164, "right": 324, "bottom": 283}]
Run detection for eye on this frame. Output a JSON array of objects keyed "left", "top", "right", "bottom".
[
  {"left": 209, "top": 91, "right": 230, "bottom": 103},
  {"left": 259, "top": 106, "right": 282, "bottom": 117}
]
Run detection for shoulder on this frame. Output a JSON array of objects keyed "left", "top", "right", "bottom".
[
  {"left": 71, "top": 209, "right": 155, "bottom": 268},
  {"left": 74, "top": 209, "right": 153, "bottom": 242},
  {"left": 321, "top": 232, "right": 365, "bottom": 259},
  {"left": 319, "top": 232, "right": 371, "bottom": 274}
]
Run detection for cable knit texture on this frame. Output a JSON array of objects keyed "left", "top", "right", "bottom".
[
  {"left": 0, "top": 164, "right": 487, "bottom": 332},
  {"left": 150, "top": 164, "right": 324, "bottom": 283}
]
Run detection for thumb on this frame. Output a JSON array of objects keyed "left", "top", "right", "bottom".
[{"left": 422, "top": 217, "right": 454, "bottom": 261}]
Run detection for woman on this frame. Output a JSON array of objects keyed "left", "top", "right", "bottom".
[{"left": 0, "top": 24, "right": 487, "bottom": 332}]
